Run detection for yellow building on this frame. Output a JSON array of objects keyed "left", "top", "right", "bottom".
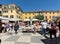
[
  {"left": 0, "top": 4, "right": 22, "bottom": 22},
  {"left": 2, "top": 4, "right": 22, "bottom": 19},
  {"left": 22, "top": 11, "right": 60, "bottom": 22},
  {"left": 21, "top": 12, "right": 39, "bottom": 21},
  {"left": 0, "top": 4, "right": 60, "bottom": 22}
]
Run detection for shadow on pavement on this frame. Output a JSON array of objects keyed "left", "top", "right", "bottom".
[
  {"left": 22, "top": 31, "right": 34, "bottom": 33},
  {"left": 41, "top": 37, "right": 60, "bottom": 44},
  {"left": 37, "top": 31, "right": 43, "bottom": 35},
  {"left": 37, "top": 31, "right": 60, "bottom": 44}
]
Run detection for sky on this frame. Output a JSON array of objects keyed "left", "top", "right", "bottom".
[{"left": 0, "top": 0, "right": 60, "bottom": 12}]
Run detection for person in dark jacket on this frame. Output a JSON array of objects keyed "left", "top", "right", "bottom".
[
  {"left": 0, "top": 39, "right": 1, "bottom": 44},
  {"left": 0, "top": 20, "right": 2, "bottom": 33},
  {"left": 58, "top": 21, "right": 60, "bottom": 31},
  {"left": 14, "top": 22, "right": 19, "bottom": 34},
  {"left": 50, "top": 22, "right": 57, "bottom": 39}
]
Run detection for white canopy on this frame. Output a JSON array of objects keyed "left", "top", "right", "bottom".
[
  {"left": 2, "top": 20, "right": 9, "bottom": 23},
  {"left": 9, "top": 18, "right": 18, "bottom": 21},
  {"left": 0, "top": 16, "right": 9, "bottom": 20},
  {"left": 24, "top": 19, "right": 39, "bottom": 21},
  {"left": 0, "top": 16, "right": 21, "bottom": 22},
  {"left": 32, "top": 19, "right": 39, "bottom": 21},
  {"left": 0, "top": 16, "right": 9, "bottom": 23},
  {"left": 24, "top": 19, "right": 30, "bottom": 21}
]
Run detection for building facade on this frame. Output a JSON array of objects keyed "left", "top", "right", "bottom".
[
  {"left": 22, "top": 11, "right": 60, "bottom": 22},
  {"left": 0, "top": 4, "right": 60, "bottom": 22},
  {"left": 0, "top": 4, "right": 22, "bottom": 21}
]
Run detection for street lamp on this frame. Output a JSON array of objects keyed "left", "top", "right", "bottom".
[{"left": 30, "top": 18, "right": 32, "bottom": 25}]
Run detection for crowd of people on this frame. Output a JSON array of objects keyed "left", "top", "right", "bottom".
[
  {"left": 0, "top": 20, "right": 19, "bottom": 34},
  {"left": 0, "top": 20, "right": 60, "bottom": 39},
  {"left": 40, "top": 20, "right": 60, "bottom": 39}
]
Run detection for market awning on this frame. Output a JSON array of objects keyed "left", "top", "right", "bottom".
[
  {"left": 0, "top": 16, "right": 9, "bottom": 20},
  {"left": 9, "top": 18, "right": 19, "bottom": 21},
  {"left": 24, "top": 19, "right": 30, "bottom": 21},
  {"left": 2, "top": 20, "right": 9, "bottom": 23},
  {"left": 32, "top": 19, "right": 39, "bottom": 21},
  {"left": 0, "top": 16, "right": 9, "bottom": 23}
]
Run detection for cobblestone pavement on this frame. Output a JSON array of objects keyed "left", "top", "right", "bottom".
[{"left": 0, "top": 29, "right": 60, "bottom": 44}]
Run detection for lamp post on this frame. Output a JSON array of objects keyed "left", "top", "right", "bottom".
[{"left": 30, "top": 18, "right": 32, "bottom": 25}]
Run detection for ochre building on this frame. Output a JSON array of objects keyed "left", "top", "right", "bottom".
[
  {"left": 22, "top": 11, "right": 60, "bottom": 22},
  {"left": 0, "top": 4, "right": 60, "bottom": 22}
]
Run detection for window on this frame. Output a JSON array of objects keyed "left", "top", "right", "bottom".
[
  {"left": 11, "top": 10, "right": 12, "bottom": 13},
  {"left": 17, "top": 16, "right": 20, "bottom": 18},
  {"left": 4, "top": 7, "right": 6, "bottom": 9},
  {"left": 49, "top": 16, "right": 51, "bottom": 18},
  {"left": 45, "top": 16, "right": 47, "bottom": 19},
  {"left": 19, "top": 16, "right": 20, "bottom": 18},
  {"left": 3, "top": 10, "right": 8, "bottom": 13},
  {"left": 3, "top": 16, "right": 8, "bottom": 18},
  {"left": 17, "top": 16, "right": 18, "bottom": 18},
  {"left": 10, "top": 15, "right": 14, "bottom": 18},
  {"left": 49, "top": 12, "right": 51, "bottom": 14},
  {"left": 25, "top": 17, "right": 27, "bottom": 19},
  {"left": 29, "top": 17, "right": 31, "bottom": 19},
  {"left": 5, "top": 11, "right": 6, "bottom": 13},
  {"left": 53, "top": 12, "right": 54, "bottom": 14}
]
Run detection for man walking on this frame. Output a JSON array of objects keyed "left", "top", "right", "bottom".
[
  {"left": 0, "top": 39, "right": 1, "bottom": 44},
  {"left": 41, "top": 20, "right": 48, "bottom": 36}
]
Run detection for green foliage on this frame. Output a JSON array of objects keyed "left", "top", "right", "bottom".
[{"left": 34, "top": 14, "right": 44, "bottom": 20}]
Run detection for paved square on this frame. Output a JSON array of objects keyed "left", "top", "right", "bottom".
[
  {"left": 15, "top": 42, "right": 30, "bottom": 44},
  {"left": 31, "top": 36, "right": 43, "bottom": 43},
  {"left": 22, "top": 33, "right": 31, "bottom": 36},
  {"left": 0, "top": 29, "right": 60, "bottom": 44},
  {"left": 17, "top": 36, "right": 31, "bottom": 42},
  {"left": 5, "top": 36, "right": 19, "bottom": 42}
]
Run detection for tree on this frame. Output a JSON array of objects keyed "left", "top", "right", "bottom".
[{"left": 34, "top": 14, "right": 44, "bottom": 20}]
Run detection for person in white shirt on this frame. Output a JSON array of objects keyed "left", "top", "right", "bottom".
[
  {"left": 33, "top": 23, "right": 36, "bottom": 34},
  {"left": 41, "top": 20, "right": 48, "bottom": 36},
  {"left": 6, "top": 23, "right": 10, "bottom": 34},
  {"left": 2, "top": 23, "right": 6, "bottom": 33},
  {"left": 9, "top": 23, "right": 12, "bottom": 34}
]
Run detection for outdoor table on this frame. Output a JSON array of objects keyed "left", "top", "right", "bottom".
[{"left": 25, "top": 26, "right": 33, "bottom": 31}]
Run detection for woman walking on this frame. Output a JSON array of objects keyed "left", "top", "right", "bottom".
[{"left": 14, "top": 22, "right": 19, "bottom": 34}]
